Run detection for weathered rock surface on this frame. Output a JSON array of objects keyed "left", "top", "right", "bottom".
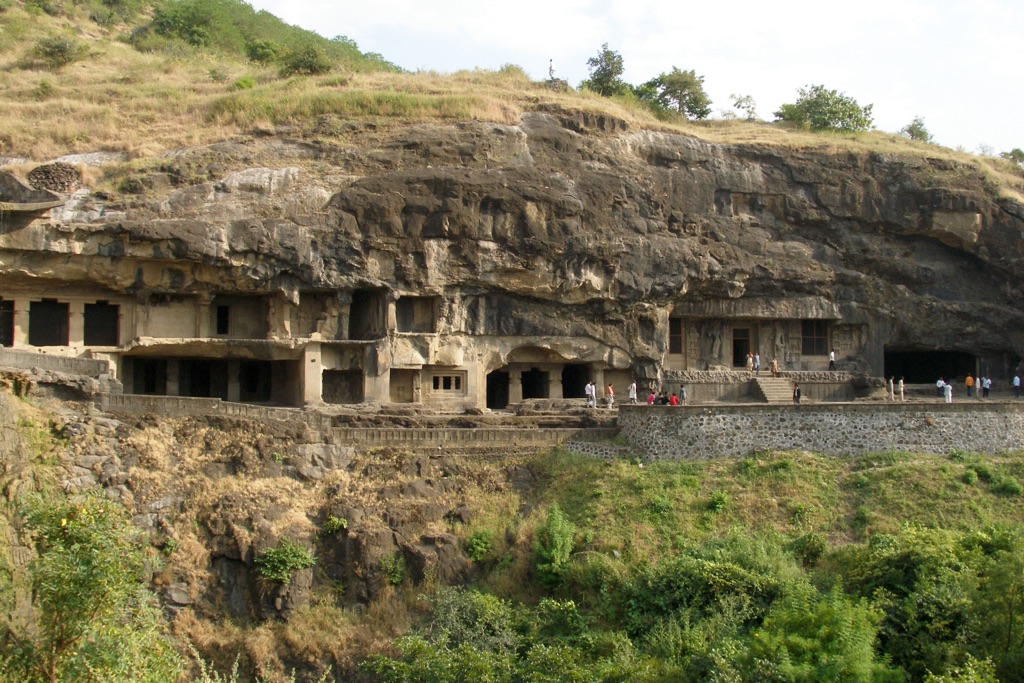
[{"left": 3, "top": 108, "right": 1022, "bottom": 364}]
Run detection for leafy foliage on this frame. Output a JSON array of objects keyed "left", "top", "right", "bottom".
[
  {"left": 380, "top": 552, "right": 406, "bottom": 585},
  {"left": 639, "top": 67, "right": 712, "bottom": 120},
  {"left": 580, "top": 43, "right": 627, "bottom": 97},
  {"left": 775, "top": 84, "right": 874, "bottom": 132},
  {"left": 32, "top": 36, "right": 88, "bottom": 70},
  {"left": 901, "top": 115, "right": 934, "bottom": 143},
  {"left": 533, "top": 504, "right": 575, "bottom": 586},
  {"left": 1001, "top": 148, "right": 1024, "bottom": 167},
  {"left": 0, "top": 493, "right": 182, "bottom": 683},
  {"left": 464, "top": 530, "right": 494, "bottom": 562},
  {"left": 254, "top": 537, "right": 315, "bottom": 585}
]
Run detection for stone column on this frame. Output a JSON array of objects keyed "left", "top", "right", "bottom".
[
  {"left": 302, "top": 342, "right": 323, "bottom": 405},
  {"left": 509, "top": 369, "right": 523, "bottom": 404},
  {"left": 13, "top": 298, "right": 29, "bottom": 347},
  {"left": 550, "top": 367, "right": 564, "bottom": 399},
  {"left": 68, "top": 300, "right": 85, "bottom": 349},
  {"left": 227, "top": 360, "right": 241, "bottom": 402},
  {"left": 166, "top": 358, "right": 180, "bottom": 397},
  {"left": 196, "top": 295, "right": 212, "bottom": 338},
  {"left": 386, "top": 292, "right": 398, "bottom": 333},
  {"left": 337, "top": 292, "right": 352, "bottom": 341}
]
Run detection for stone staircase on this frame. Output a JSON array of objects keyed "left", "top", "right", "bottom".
[{"left": 753, "top": 376, "right": 794, "bottom": 404}]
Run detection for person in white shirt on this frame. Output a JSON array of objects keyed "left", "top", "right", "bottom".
[
  {"left": 584, "top": 381, "right": 595, "bottom": 408},
  {"left": 828, "top": 349, "right": 837, "bottom": 370},
  {"left": 1014, "top": 375, "right": 1021, "bottom": 399},
  {"left": 898, "top": 377, "right": 904, "bottom": 401},
  {"left": 628, "top": 381, "right": 637, "bottom": 404}
]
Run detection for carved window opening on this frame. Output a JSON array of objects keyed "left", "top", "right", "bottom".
[
  {"left": 521, "top": 368, "right": 548, "bottom": 399},
  {"left": 431, "top": 373, "right": 464, "bottom": 393},
  {"left": 215, "top": 305, "right": 230, "bottom": 336},
  {"left": 0, "top": 300, "right": 13, "bottom": 347},
  {"left": 396, "top": 296, "right": 438, "bottom": 333},
  {"left": 669, "top": 317, "right": 683, "bottom": 354},
  {"left": 487, "top": 370, "right": 510, "bottom": 409},
  {"left": 349, "top": 289, "right": 387, "bottom": 340},
  {"left": 801, "top": 320, "right": 829, "bottom": 356},
  {"left": 323, "top": 370, "right": 364, "bottom": 404},
  {"left": 132, "top": 358, "right": 167, "bottom": 395},
  {"left": 29, "top": 299, "right": 68, "bottom": 346},
  {"left": 84, "top": 301, "right": 119, "bottom": 346},
  {"left": 239, "top": 361, "right": 272, "bottom": 402}
]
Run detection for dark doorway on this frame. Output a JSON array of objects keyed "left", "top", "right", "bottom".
[
  {"left": 0, "top": 300, "right": 13, "bottom": 347},
  {"left": 239, "top": 361, "right": 272, "bottom": 402},
  {"left": 486, "top": 370, "right": 509, "bottom": 409},
  {"left": 884, "top": 350, "right": 976, "bottom": 383},
  {"left": 84, "top": 301, "right": 119, "bottom": 346},
  {"left": 349, "top": 289, "right": 387, "bottom": 340},
  {"left": 324, "top": 370, "right": 364, "bottom": 404},
  {"left": 29, "top": 299, "right": 68, "bottom": 346},
  {"left": 732, "top": 328, "right": 750, "bottom": 367},
  {"left": 132, "top": 358, "right": 167, "bottom": 395},
  {"left": 521, "top": 368, "right": 548, "bottom": 399},
  {"left": 180, "top": 359, "right": 228, "bottom": 399},
  {"left": 561, "top": 364, "right": 589, "bottom": 398}
]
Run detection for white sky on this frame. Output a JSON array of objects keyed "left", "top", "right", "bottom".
[{"left": 246, "top": 0, "right": 1022, "bottom": 154}]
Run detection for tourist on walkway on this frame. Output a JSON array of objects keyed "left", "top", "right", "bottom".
[
  {"left": 646, "top": 389, "right": 656, "bottom": 405},
  {"left": 936, "top": 377, "right": 946, "bottom": 396},
  {"left": 1014, "top": 374, "right": 1021, "bottom": 398},
  {"left": 770, "top": 357, "right": 779, "bottom": 377},
  {"left": 680, "top": 385, "right": 687, "bottom": 403},
  {"left": 605, "top": 383, "right": 615, "bottom": 408},
  {"left": 898, "top": 376, "right": 905, "bottom": 401},
  {"left": 965, "top": 374, "right": 974, "bottom": 397},
  {"left": 984, "top": 376, "right": 992, "bottom": 398},
  {"left": 887, "top": 377, "right": 895, "bottom": 401},
  {"left": 584, "top": 381, "right": 596, "bottom": 408},
  {"left": 829, "top": 349, "right": 837, "bottom": 371},
  {"left": 793, "top": 383, "right": 801, "bottom": 403},
  {"left": 746, "top": 352, "right": 754, "bottom": 376},
  {"left": 753, "top": 352, "right": 760, "bottom": 375},
  {"left": 628, "top": 381, "right": 638, "bottom": 404},
  {"left": 669, "top": 392, "right": 679, "bottom": 406},
  {"left": 944, "top": 382, "right": 953, "bottom": 403}
]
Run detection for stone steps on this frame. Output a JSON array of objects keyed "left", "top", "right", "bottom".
[{"left": 753, "top": 377, "right": 795, "bottom": 404}]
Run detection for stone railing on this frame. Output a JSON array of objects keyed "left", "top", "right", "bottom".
[
  {"left": 330, "top": 427, "right": 615, "bottom": 449},
  {"left": 0, "top": 347, "right": 110, "bottom": 378},
  {"left": 618, "top": 402, "right": 1024, "bottom": 459}
]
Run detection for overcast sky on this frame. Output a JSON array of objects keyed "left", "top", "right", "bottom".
[{"left": 246, "top": 0, "right": 1022, "bottom": 154}]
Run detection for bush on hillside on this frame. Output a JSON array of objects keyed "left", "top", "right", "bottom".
[
  {"left": 33, "top": 36, "right": 88, "bottom": 70},
  {"left": 775, "top": 84, "right": 874, "bottom": 132},
  {"left": 533, "top": 503, "right": 575, "bottom": 587},
  {"left": 279, "top": 44, "right": 333, "bottom": 76}
]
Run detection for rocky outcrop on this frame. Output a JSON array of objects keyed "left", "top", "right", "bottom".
[{"left": 2, "top": 108, "right": 1021, "bottom": 365}]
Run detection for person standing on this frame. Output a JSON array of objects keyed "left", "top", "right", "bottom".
[
  {"left": 828, "top": 349, "right": 837, "bottom": 371},
  {"left": 605, "top": 383, "right": 615, "bottom": 408},
  {"left": 1014, "top": 374, "right": 1021, "bottom": 399},
  {"left": 584, "top": 381, "right": 595, "bottom": 408},
  {"left": 936, "top": 377, "right": 946, "bottom": 397},
  {"left": 887, "top": 376, "right": 895, "bottom": 401},
  {"left": 793, "top": 382, "right": 801, "bottom": 403},
  {"left": 646, "top": 389, "right": 656, "bottom": 405},
  {"left": 770, "top": 357, "right": 779, "bottom": 377},
  {"left": 898, "top": 376, "right": 905, "bottom": 401},
  {"left": 944, "top": 382, "right": 953, "bottom": 403},
  {"left": 628, "top": 380, "right": 638, "bottom": 404},
  {"left": 753, "top": 352, "right": 761, "bottom": 375},
  {"left": 965, "top": 374, "right": 974, "bottom": 398},
  {"left": 984, "top": 376, "right": 992, "bottom": 398},
  {"left": 746, "top": 352, "right": 754, "bottom": 377},
  {"left": 680, "top": 385, "right": 687, "bottom": 403}
]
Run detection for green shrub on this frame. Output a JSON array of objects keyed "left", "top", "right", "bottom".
[
  {"left": 231, "top": 76, "right": 256, "bottom": 91},
  {"left": 533, "top": 503, "right": 575, "bottom": 587},
  {"left": 245, "top": 39, "right": 278, "bottom": 64},
  {"left": 33, "top": 36, "right": 88, "bottom": 70},
  {"left": 321, "top": 515, "right": 347, "bottom": 535},
  {"left": 380, "top": 552, "right": 406, "bottom": 585},
  {"left": 34, "top": 78, "right": 53, "bottom": 100},
  {"left": 790, "top": 531, "right": 827, "bottom": 568},
  {"left": 706, "top": 490, "right": 729, "bottom": 513},
  {"left": 280, "top": 45, "right": 333, "bottom": 76},
  {"left": 254, "top": 537, "right": 315, "bottom": 585},
  {"left": 972, "top": 463, "right": 994, "bottom": 482},
  {"left": 208, "top": 67, "right": 229, "bottom": 83},
  {"left": 962, "top": 469, "right": 979, "bottom": 485},
  {"left": 464, "top": 530, "right": 493, "bottom": 562},
  {"left": 949, "top": 448, "right": 969, "bottom": 462},
  {"left": 25, "top": 0, "right": 64, "bottom": 16},
  {"left": 646, "top": 494, "right": 672, "bottom": 517},
  {"left": 993, "top": 476, "right": 1023, "bottom": 497}
]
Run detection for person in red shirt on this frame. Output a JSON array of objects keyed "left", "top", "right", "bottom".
[{"left": 669, "top": 392, "right": 679, "bottom": 406}]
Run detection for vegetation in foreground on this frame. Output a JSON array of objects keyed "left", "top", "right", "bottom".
[{"left": 6, "top": 393, "right": 1024, "bottom": 683}]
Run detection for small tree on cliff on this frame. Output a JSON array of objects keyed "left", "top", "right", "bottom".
[
  {"left": 0, "top": 493, "right": 181, "bottom": 683},
  {"left": 645, "top": 67, "right": 712, "bottom": 120},
  {"left": 900, "top": 115, "right": 933, "bottom": 143},
  {"left": 775, "top": 84, "right": 874, "bottom": 132},
  {"left": 581, "top": 43, "right": 628, "bottom": 97}
]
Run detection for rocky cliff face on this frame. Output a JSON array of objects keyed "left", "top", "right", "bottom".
[{"left": 4, "top": 107, "right": 1024, "bottom": 369}]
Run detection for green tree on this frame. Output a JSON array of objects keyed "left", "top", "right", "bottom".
[
  {"left": 1001, "top": 148, "right": 1024, "bottom": 167},
  {"left": 581, "top": 43, "right": 627, "bottom": 97},
  {"left": 533, "top": 504, "right": 575, "bottom": 587},
  {"left": 775, "top": 84, "right": 874, "bottom": 132},
  {"left": 0, "top": 493, "right": 181, "bottom": 683},
  {"left": 900, "top": 115, "right": 933, "bottom": 143},
  {"left": 647, "top": 68, "right": 712, "bottom": 120},
  {"left": 730, "top": 93, "right": 757, "bottom": 120}
]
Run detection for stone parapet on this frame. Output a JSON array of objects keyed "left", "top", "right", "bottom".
[
  {"left": 618, "top": 403, "right": 1024, "bottom": 460},
  {"left": 0, "top": 347, "right": 109, "bottom": 378}
]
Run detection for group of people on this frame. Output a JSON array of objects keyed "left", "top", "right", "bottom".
[
  {"left": 744, "top": 352, "right": 782, "bottom": 377},
  {"left": 646, "top": 387, "right": 686, "bottom": 405},
  {"left": 584, "top": 380, "right": 689, "bottom": 408},
  {"left": 934, "top": 374, "right": 995, "bottom": 402}
]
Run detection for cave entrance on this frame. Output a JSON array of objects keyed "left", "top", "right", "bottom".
[
  {"left": 486, "top": 370, "right": 509, "bottom": 409},
  {"left": 561, "top": 364, "right": 589, "bottom": 399},
  {"left": 884, "top": 349, "right": 976, "bottom": 383},
  {"left": 239, "top": 361, "right": 272, "bottom": 403},
  {"left": 732, "top": 328, "right": 750, "bottom": 367},
  {"left": 323, "top": 370, "right": 364, "bottom": 404},
  {"left": 0, "top": 299, "right": 13, "bottom": 347},
  {"left": 132, "top": 358, "right": 167, "bottom": 395},
  {"left": 349, "top": 289, "right": 387, "bottom": 340},
  {"left": 29, "top": 299, "right": 68, "bottom": 347},
  {"left": 521, "top": 368, "right": 549, "bottom": 399},
  {"left": 84, "top": 301, "right": 119, "bottom": 346},
  {"left": 180, "top": 359, "right": 228, "bottom": 399}
]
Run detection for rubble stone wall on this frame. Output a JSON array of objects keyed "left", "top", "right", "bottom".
[{"left": 618, "top": 403, "right": 1024, "bottom": 459}]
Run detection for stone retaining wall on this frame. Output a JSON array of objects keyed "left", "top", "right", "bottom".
[
  {"left": 618, "top": 403, "right": 1024, "bottom": 459},
  {"left": 0, "top": 347, "right": 109, "bottom": 378}
]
